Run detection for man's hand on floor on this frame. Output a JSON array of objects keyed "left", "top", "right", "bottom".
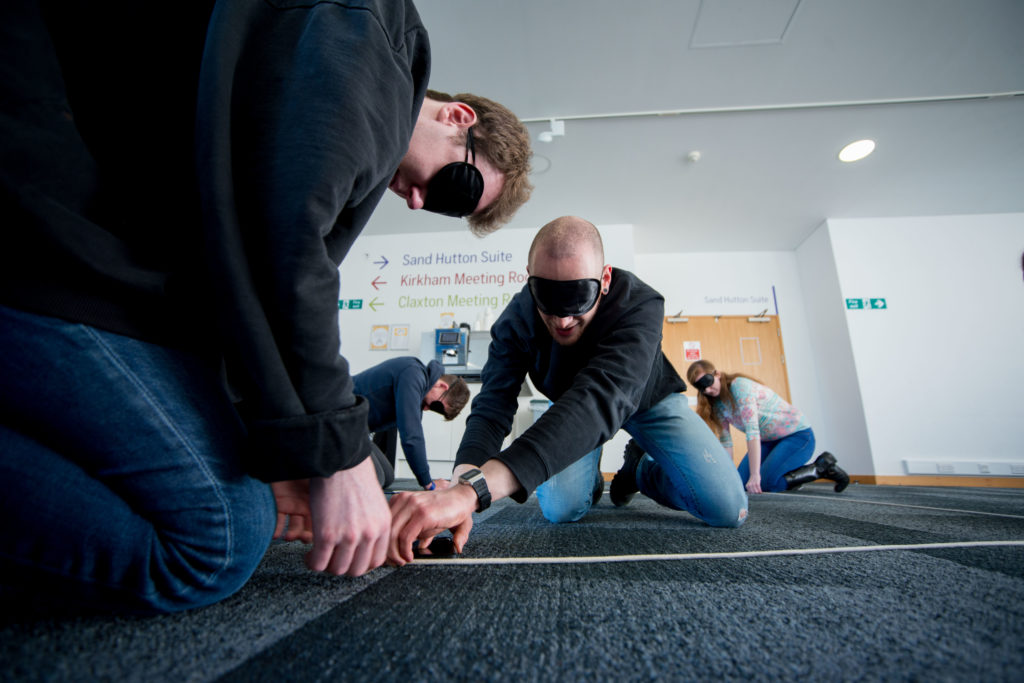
[
  {"left": 306, "top": 457, "right": 391, "bottom": 577},
  {"left": 387, "top": 484, "right": 476, "bottom": 565}
]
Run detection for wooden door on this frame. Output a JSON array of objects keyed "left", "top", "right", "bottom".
[{"left": 661, "top": 315, "right": 790, "bottom": 465}]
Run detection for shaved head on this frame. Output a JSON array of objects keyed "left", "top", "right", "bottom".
[
  {"left": 526, "top": 216, "right": 612, "bottom": 346},
  {"left": 527, "top": 216, "right": 604, "bottom": 276}
]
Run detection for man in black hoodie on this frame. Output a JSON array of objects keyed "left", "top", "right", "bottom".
[
  {"left": 0, "top": 0, "right": 532, "bottom": 613},
  {"left": 388, "top": 217, "right": 748, "bottom": 564}
]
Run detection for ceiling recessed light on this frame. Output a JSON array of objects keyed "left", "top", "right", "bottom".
[{"left": 838, "top": 139, "right": 875, "bottom": 162}]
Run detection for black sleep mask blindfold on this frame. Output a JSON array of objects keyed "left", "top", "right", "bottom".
[
  {"left": 422, "top": 127, "right": 484, "bottom": 218},
  {"left": 693, "top": 373, "right": 715, "bottom": 392},
  {"left": 427, "top": 387, "right": 451, "bottom": 419},
  {"left": 527, "top": 276, "right": 602, "bottom": 317}
]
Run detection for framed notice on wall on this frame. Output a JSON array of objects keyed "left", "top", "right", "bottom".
[
  {"left": 390, "top": 324, "right": 410, "bottom": 350},
  {"left": 683, "top": 341, "right": 702, "bottom": 361},
  {"left": 369, "top": 325, "right": 389, "bottom": 350}
]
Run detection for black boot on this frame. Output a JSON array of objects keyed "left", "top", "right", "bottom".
[
  {"left": 783, "top": 464, "right": 818, "bottom": 490},
  {"left": 814, "top": 451, "right": 850, "bottom": 493},
  {"left": 610, "top": 439, "right": 644, "bottom": 507},
  {"left": 784, "top": 453, "right": 850, "bottom": 492}
]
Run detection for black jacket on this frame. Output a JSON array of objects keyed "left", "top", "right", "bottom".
[
  {"left": 0, "top": 0, "right": 430, "bottom": 481},
  {"left": 456, "top": 268, "right": 686, "bottom": 500}
]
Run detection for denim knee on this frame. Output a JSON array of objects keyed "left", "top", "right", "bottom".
[
  {"left": 144, "top": 480, "right": 275, "bottom": 614},
  {"left": 701, "top": 493, "right": 749, "bottom": 529},
  {"left": 539, "top": 495, "right": 591, "bottom": 524}
]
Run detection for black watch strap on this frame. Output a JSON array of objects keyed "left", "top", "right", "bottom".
[{"left": 458, "top": 468, "right": 491, "bottom": 512}]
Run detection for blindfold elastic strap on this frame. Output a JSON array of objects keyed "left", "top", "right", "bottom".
[{"left": 465, "top": 126, "right": 475, "bottom": 163}]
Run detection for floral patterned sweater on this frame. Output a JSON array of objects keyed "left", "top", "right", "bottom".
[{"left": 713, "top": 377, "right": 810, "bottom": 448}]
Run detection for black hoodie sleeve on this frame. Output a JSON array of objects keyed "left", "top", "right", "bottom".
[
  {"left": 195, "top": 0, "right": 430, "bottom": 481},
  {"left": 455, "top": 291, "right": 534, "bottom": 475}
]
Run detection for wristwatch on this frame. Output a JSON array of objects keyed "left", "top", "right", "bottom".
[{"left": 458, "top": 468, "right": 491, "bottom": 512}]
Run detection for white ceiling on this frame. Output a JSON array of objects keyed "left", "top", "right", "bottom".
[{"left": 363, "top": 0, "right": 1024, "bottom": 253}]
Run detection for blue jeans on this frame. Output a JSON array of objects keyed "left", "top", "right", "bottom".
[
  {"left": 0, "top": 305, "right": 276, "bottom": 614},
  {"left": 536, "top": 393, "right": 748, "bottom": 527},
  {"left": 737, "top": 428, "right": 816, "bottom": 492}
]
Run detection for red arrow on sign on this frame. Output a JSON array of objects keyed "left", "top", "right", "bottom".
[{"left": 371, "top": 276, "right": 387, "bottom": 290}]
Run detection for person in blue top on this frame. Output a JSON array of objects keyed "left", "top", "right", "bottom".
[{"left": 353, "top": 357, "right": 470, "bottom": 490}]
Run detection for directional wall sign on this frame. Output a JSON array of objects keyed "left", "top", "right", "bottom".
[
  {"left": 338, "top": 299, "right": 363, "bottom": 310},
  {"left": 845, "top": 297, "right": 887, "bottom": 310}
]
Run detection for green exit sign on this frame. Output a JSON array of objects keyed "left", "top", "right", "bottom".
[{"left": 846, "top": 298, "right": 887, "bottom": 310}]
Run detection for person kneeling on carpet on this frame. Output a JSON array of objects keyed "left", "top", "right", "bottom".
[
  {"left": 685, "top": 360, "right": 849, "bottom": 495},
  {"left": 0, "top": 1, "right": 536, "bottom": 613},
  {"left": 353, "top": 357, "right": 470, "bottom": 490},
  {"left": 386, "top": 216, "right": 749, "bottom": 564}
]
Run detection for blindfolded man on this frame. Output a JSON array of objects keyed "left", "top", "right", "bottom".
[
  {"left": 388, "top": 216, "right": 748, "bottom": 564},
  {"left": 353, "top": 357, "right": 470, "bottom": 492},
  {"left": 0, "top": 0, "right": 531, "bottom": 613}
]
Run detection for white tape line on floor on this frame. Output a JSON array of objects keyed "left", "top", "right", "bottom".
[{"left": 411, "top": 539, "right": 1024, "bottom": 566}]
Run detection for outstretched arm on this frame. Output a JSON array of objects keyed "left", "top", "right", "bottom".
[
  {"left": 394, "top": 368, "right": 434, "bottom": 488},
  {"left": 744, "top": 438, "right": 763, "bottom": 494},
  {"left": 387, "top": 459, "right": 522, "bottom": 566}
]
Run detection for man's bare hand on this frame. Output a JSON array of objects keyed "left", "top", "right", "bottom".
[
  {"left": 271, "top": 479, "right": 313, "bottom": 543},
  {"left": 306, "top": 456, "right": 391, "bottom": 577},
  {"left": 387, "top": 484, "right": 477, "bottom": 566}
]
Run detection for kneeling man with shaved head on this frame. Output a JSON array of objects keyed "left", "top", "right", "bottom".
[{"left": 388, "top": 216, "right": 748, "bottom": 562}]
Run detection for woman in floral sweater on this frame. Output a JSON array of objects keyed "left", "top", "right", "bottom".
[{"left": 687, "top": 360, "right": 849, "bottom": 494}]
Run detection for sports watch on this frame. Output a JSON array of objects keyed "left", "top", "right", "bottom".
[{"left": 458, "top": 468, "right": 491, "bottom": 512}]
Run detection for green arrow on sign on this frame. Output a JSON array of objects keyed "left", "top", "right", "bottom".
[
  {"left": 869, "top": 298, "right": 887, "bottom": 309},
  {"left": 369, "top": 297, "right": 382, "bottom": 311}
]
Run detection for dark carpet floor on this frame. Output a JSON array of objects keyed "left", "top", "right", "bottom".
[{"left": 3, "top": 483, "right": 1023, "bottom": 682}]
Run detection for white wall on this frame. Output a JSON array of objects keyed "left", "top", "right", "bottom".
[
  {"left": 825, "top": 213, "right": 1024, "bottom": 475},
  {"left": 794, "top": 224, "right": 874, "bottom": 477}
]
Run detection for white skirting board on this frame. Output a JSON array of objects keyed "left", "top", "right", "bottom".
[{"left": 904, "top": 460, "right": 1024, "bottom": 476}]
